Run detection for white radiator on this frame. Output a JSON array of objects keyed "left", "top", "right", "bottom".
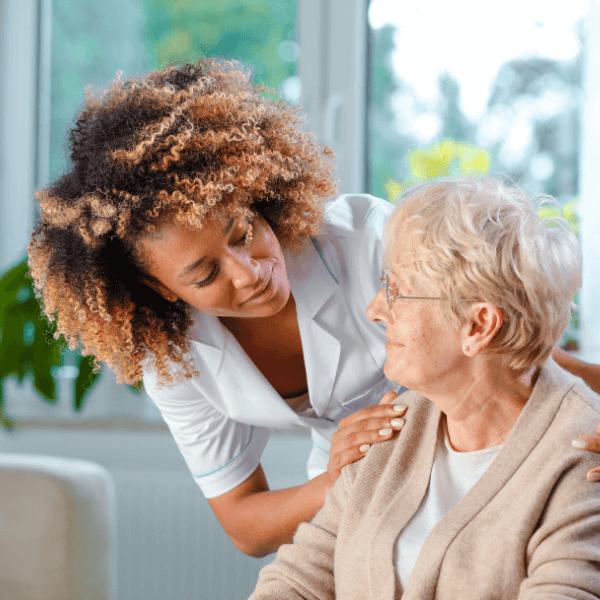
[
  {"left": 0, "top": 424, "right": 312, "bottom": 600},
  {"left": 114, "top": 472, "right": 272, "bottom": 600}
]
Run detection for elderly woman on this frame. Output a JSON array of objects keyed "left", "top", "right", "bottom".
[{"left": 250, "top": 177, "right": 600, "bottom": 598}]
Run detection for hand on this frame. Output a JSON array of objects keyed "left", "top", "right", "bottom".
[
  {"left": 572, "top": 426, "right": 600, "bottom": 482},
  {"left": 326, "top": 390, "right": 407, "bottom": 481}
]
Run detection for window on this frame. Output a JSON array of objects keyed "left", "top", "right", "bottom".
[
  {"left": 364, "top": 0, "right": 600, "bottom": 360},
  {"left": 2, "top": 0, "right": 600, "bottom": 422},
  {"left": 49, "top": 0, "right": 298, "bottom": 182}
]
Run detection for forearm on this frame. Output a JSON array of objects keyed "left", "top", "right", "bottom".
[
  {"left": 552, "top": 347, "right": 600, "bottom": 395},
  {"left": 209, "top": 469, "right": 334, "bottom": 558}
]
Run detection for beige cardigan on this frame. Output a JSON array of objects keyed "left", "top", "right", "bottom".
[{"left": 250, "top": 360, "right": 600, "bottom": 599}]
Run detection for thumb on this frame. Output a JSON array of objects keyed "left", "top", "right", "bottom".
[{"left": 379, "top": 390, "right": 399, "bottom": 405}]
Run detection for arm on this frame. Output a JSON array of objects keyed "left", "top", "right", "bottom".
[
  {"left": 552, "top": 346, "right": 600, "bottom": 394},
  {"left": 553, "top": 348, "right": 600, "bottom": 480},
  {"left": 209, "top": 391, "right": 406, "bottom": 557},
  {"left": 248, "top": 461, "right": 349, "bottom": 599},
  {"left": 208, "top": 464, "right": 333, "bottom": 558},
  {"left": 518, "top": 500, "right": 600, "bottom": 598}
]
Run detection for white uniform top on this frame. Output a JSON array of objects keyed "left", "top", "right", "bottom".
[{"left": 143, "top": 194, "right": 402, "bottom": 498}]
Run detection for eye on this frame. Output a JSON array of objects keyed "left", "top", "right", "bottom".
[{"left": 193, "top": 264, "right": 218, "bottom": 288}]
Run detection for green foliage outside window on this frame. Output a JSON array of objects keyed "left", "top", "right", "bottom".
[{"left": 145, "top": 0, "right": 297, "bottom": 90}]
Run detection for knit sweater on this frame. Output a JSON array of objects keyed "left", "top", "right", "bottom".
[{"left": 250, "top": 359, "right": 600, "bottom": 599}]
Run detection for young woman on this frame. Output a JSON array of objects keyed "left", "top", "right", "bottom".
[{"left": 28, "top": 59, "right": 600, "bottom": 558}]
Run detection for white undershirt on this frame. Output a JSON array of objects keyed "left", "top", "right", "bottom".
[{"left": 394, "top": 418, "right": 502, "bottom": 589}]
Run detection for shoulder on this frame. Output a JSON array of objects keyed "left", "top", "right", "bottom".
[
  {"left": 320, "top": 194, "right": 394, "bottom": 241},
  {"left": 541, "top": 359, "right": 600, "bottom": 439},
  {"left": 342, "top": 390, "right": 436, "bottom": 486}
]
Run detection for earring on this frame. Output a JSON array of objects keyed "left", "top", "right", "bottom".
[{"left": 462, "top": 346, "right": 469, "bottom": 352}]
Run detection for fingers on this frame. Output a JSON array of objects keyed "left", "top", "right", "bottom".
[
  {"left": 587, "top": 467, "right": 600, "bottom": 483},
  {"left": 571, "top": 429, "right": 600, "bottom": 453},
  {"left": 336, "top": 405, "right": 407, "bottom": 435},
  {"left": 572, "top": 426, "right": 600, "bottom": 482},
  {"left": 379, "top": 390, "right": 399, "bottom": 405},
  {"left": 327, "top": 403, "right": 408, "bottom": 478}
]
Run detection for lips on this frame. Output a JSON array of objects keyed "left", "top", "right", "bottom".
[
  {"left": 386, "top": 339, "right": 403, "bottom": 348},
  {"left": 242, "top": 270, "right": 273, "bottom": 304}
]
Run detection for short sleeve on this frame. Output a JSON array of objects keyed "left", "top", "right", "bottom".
[{"left": 143, "top": 371, "right": 271, "bottom": 498}]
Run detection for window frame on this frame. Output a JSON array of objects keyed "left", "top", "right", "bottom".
[
  {"left": 298, "top": 0, "right": 369, "bottom": 195},
  {"left": 579, "top": 0, "right": 600, "bottom": 362}
]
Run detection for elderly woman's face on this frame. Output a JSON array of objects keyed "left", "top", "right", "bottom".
[
  {"left": 138, "top": 212, "right": 291, "bottom": 318},
  {"left": 367, "top": 267, "right": 467, "bottom": 394}
]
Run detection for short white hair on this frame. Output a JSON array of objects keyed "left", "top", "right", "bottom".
[{"left": 384, "top": 176, "right": 582, "bottom": 370}]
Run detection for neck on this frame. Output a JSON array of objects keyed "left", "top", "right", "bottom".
[{"left": 432, "top": 358, "right": 538, "bottom": 452}]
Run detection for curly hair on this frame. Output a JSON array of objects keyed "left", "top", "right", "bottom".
[{"left": 28, "top": 58, "right": 338, "bottom": 387}]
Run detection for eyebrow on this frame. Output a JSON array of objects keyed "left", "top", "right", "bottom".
[{"left": 177, "top": 217, "right": 235, "bottom": 280}]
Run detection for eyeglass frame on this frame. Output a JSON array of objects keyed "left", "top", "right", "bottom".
[{"left": 380, "top": 271, "right": 479, "bottom": 310}]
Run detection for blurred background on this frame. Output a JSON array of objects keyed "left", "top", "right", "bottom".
[{"left": 1, "top": 0, "right": 599, "bottom": 598}]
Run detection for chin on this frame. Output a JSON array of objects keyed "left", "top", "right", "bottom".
[{"left": 383, "top": 362, "right": 400, "bottom": 384}]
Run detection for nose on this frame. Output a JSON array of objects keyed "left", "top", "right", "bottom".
[
  {"left": 224, "top": 251, "right": 260, "bottom": 288},
  {"left": 367, "top": 287, "right": 391, "bottom": 324}
]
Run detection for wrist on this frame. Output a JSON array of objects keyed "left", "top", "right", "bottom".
[{"left": 311, "top": 470, "right": 336, "bottom": 504}]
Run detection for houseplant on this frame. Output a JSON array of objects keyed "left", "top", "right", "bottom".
[{"left": 0, "top": 257, "right": 101, "bottom": 429}]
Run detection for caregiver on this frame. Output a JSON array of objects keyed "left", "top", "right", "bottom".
[{"left": 27, "top": 58, "right": 600, "bottom": 558}]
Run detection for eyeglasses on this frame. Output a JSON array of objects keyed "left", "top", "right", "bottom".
[{"left": 380, "top": 271, "right": 478, "bottom": 310}]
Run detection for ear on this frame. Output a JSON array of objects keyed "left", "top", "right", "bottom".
[
  {"left": 462, "top": 303, "right": 503, "bottom": 356},
  {"left": 143, "top": 278, "right": 178, "bottom": 303}
]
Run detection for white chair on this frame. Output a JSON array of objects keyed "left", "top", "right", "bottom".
[{"left": 0, "top": 453, "right": 117, "bottom": 600}]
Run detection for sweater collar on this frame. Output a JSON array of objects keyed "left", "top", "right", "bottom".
[{"left": 367, "top": 358, "right": 576, "bottom": 600}]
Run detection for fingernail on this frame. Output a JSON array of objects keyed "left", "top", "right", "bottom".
[
  {"left": 379, "top": 428, "right": 393, "bottom": 436},
  {"left": 393, "top": 404, "right": 407, "bottom": 412},
  {"left": 359, "top": 444, "right": 370, "bottom": 453},
  {"left": 390, "top": 418, "right": 405, "bottom": 428},
  {"left": 572, "top": 439, "right": 588, "bottom": 450},
  {"left": 588, "top": 472, "right": 600, "bottom": 482}
]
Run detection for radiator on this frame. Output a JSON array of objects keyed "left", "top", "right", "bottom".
[
  {"left": 114, "top": 471, "right": 273, "bottom": 600},
  {"left": 0, "top": 425, "right": 312, "bottom": 600}
]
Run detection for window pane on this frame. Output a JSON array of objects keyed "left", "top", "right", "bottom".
[
  {"left": 50, "top": 0, "right": 297, "bottom": 182},
  {"left": 367, "top": 0, "right": 586, "bottom": 346}
]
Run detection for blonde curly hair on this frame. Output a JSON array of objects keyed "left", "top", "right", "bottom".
[{"left": 28, "top": 58, "right": 338, "bottom": 387}]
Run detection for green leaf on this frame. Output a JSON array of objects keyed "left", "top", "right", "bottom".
[
  {"left": 30, "top": 337, "right": 61, "bottom": 401},
  {"left": 32, "top": 369, "right": 57, "bottom": 402},
  {"left": 128, "top": 380, "right": 144, "bottom": 393},
  {"left": 0, "top": 258, "right": 30, "bottom": 298},
  {"left": 0, "top": 384, "right": 15, "bottom": 431},
  {"left": 75, "top": 355, "right": 101, "bottom": 411}
]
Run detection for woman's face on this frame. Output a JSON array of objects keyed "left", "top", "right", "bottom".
[
  {"left": 366, "top": 266, "right": 467, "bottom": 395},
  {"left": 138, "top": 212, "right": 291, "bottom": 319}
]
